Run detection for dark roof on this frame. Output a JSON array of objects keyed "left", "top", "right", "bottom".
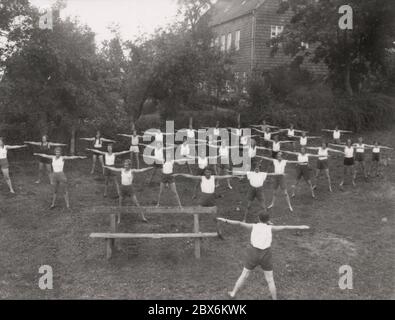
[{"left": 209, "top": 0, "right": 265, "bottom": 26}]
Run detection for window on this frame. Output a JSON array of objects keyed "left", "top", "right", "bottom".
[
  {"left": 220, "top": 35, "right": 226, "bottom": 52},
  {"left": 235, "top": 30, "right": 241, "bottom": 51},
  {"left": 301, "top": 41, "right": 309, "bottom": 49},
  {"left": 234, "top": 72, "right": 240, "bottom": 81},
  {"left": 214, "top": 37, "right": 220, "bottom": 47},
  {"left": 226, "top": 33, "right": 232, "bottom": 51},
  {"left": 270, "top": 25, "right": 284, "bottom": 38}
]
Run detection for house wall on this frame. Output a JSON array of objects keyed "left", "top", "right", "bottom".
[{"left": 212, "top": 14, "right": 254, "bottom": 75}]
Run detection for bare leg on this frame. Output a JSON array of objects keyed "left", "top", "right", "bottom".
[
  {"left": 243, "top": 200, "right": 252, "bottom": 222},
  {"left": 170, "top": 183, "right": 182, "bottom": 208},
  {"left": 193, "top": 180, "right": 200, "bottom": 199},
  {"left": 2, "top": 168, "right": 15, "bottom": 193},
  {"left": 36, "top": 162, "right": 44, "bottom": 183},
  {"left": 268, "top": 189, "right": 276, "bottom": 210},
  {"left": 325, "top": 169, "right": 332, "bottom": 192},
  {"left": 132, "top": 195, "right": 147, "bottom": 222},
  {"left": 103, "top": 175, "right": 109, "bottom": 197},
  {"left": 91, "top": 155, "right": 97, "bottom": 175},
  {"left": 351, "top": 165, "right": 356, "bottom": 186},
  {"left": 50, "top": 183, "right": 59, "bottom": 208},
  {"left": 135, "top": 153, "right": 140, "bottom": 169},
  {"left": 307, "top": 179, "right": 315, "bottom": 198},
  {"left": 284, "top": 189, "right": 293, "bottom": 212},
  {"left": 263, "top": 271, "right": 277, "bottom": 300},
  {"left": 147, "top": 167, "right": 157, "bottom": 184},
  {"left": 45, "top": 164, "right": 52, "bottom": 184},
  {"left": 64, "top": 185, "right": 70, "bottom": 209},
  {"left": 291, "top": 179, "right": 301, "bottom": 198},
  {"left": 229, "top": 268, "right": 251, "bottom": 298},
  {"left": 157, "top": 183, "right": 164, "bottom": 207},
  {"left": 99, "top": 155, "right": 105, "bottom": 175}
]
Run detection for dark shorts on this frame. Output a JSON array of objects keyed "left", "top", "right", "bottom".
[
  {"left": 344, "top": 157, "right": 354, "bottom": 166},
  {"left": 296, "top": 165, "right": 311, "bottom": 181},
  {"left": 120, "top": 185, "right": 135, "bottom": 198},
  {"left": 200, "top": 192, "right": 215, "bottom": 207},
  {"left": 372, "top": 153, "right": 380, "bottom": 162},
  {"left": 248, "top": 186, "right": 265, "bottom": 202},
  {"left": 104, "top": 166, "right": 115, "bottom": 177},
  {"left": 273, "top": 175, "right": 286, "bottom": 190},
  {"left": 154, "top": 163, "right": 163, "bottom": 169},
  {"left": 130, "top": 146, "right": 139, "bottom": 153},
  {"left": 197, "top": 168, "right": 206, "bottom": 176},
  {"left": 0, "top": 158, "right": 9, "bottom": 169},
  {"left": 317, "top": 159, "right": 329, "bottom": 170},
  {"left": 219, "top": 162, "right": 231, "bottom": 171},
  {"left": 272, "top": 151, "right": 279, "bottom": 159},
  {"left": 355, "top": 152, "right": 365, "bottom": 162},
  {"left": 39, "top": 156, "right": 52, "bottom": 165},
  {"left": 52, "top": 172, "right": 67, "bottom": 184},
  {"left": 244, "top": 246, "right": 273, "bottom": 271},
  {"left": 161, "top": 173, "right": 174, "bottom": 184}
]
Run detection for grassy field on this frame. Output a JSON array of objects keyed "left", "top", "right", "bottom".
[{"left": 0, "top": 128, "right": 394, "bottom": 300}]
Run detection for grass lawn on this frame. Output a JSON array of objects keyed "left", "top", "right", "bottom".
[{"left": 0, "top": 128, "right": 394, "bottom": 300}]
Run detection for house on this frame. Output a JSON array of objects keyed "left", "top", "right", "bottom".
[{"left": 208, "top": 0, "right": 327, "bottom": 81}]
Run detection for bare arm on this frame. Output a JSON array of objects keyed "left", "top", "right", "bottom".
[
  {"left": 33, "top": 153, "right": 53, "bottom": 159},
  {"left": 173, "top": 173, "right": 201, "bottom": 180},
  {"left": 24, "top": 141, "right": 41, "bottom": 146},
  {"left": 63, "top": 156, "right": 87, "bottom": 160},
  {"left": 79, "top": 137, "right": 95, "bottom": 141},
  {"left": 132, "top": 167, "right": 154, "bottom": 173},
  {"left": 103, "top": 166, "right": 122, "bottom": 172},
  {"left": 117, "top": 134, "right": 133, "bottom": 138},
  {"left": 217, "top": 218, "right": 253, "bottom": 231},
  {"left": 48, "top": 142, "right": 67, "bottom": 147},
  {"left": 256, "top": 155, "right": 274, "bottom": 162},
  {"left": 6, "top": 145, "right": 27, "bottom": 150},
  {"left": 272, "top": 225, "right": 310, "bottom": 231},
  {"left": 114, "top": 150, "right": 133, "bottom": 156},
  {"left": 86, "top": 148, "right": 106, "bottom": 155},
  {"left": 101, "top": 138, "right": 116, "bottom": 143}
]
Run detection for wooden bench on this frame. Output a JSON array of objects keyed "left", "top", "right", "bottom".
[{"left": 89, "top": 206, "right": 221, "bottom": 259}]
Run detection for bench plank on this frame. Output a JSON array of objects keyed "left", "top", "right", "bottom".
[
  {"left": 84, "top": 206, "right": 217, "bottom": 215},
  {"left": 90, "top": 232, "right": 218, "bottom": 239}
]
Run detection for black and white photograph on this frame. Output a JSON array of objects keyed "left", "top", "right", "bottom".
[{"left": 0, "top": 0, "right": 394, "bottom": 304}]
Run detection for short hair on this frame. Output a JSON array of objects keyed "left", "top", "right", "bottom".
[
  {"left": 124, "top": 159, "right": 132, "bottom": 165},
  {"left": 258, "top": 213, "right": 270, "bottom": 223},
  {"left": 54, "top": 146, "right": 62, "bottom": 152}
]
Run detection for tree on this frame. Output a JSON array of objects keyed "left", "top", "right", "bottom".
[
  {"left": 1, "top": 5, "right": 105, "bottom": 154},
  {"left": 272, "top": 0, "right": 395, "bottom": 96}
]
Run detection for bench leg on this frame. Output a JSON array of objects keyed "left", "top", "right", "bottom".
[
  {"left": 194, "top": 214, "right": 201, "bottom": 259},
  {"left": 106, "top": 239, "right": 113, "bottom": 259}
]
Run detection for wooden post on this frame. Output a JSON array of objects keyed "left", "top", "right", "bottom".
[
  {"left": 193, "top": 214, "right": 201, "bottom": 259},
  {"left": 106, "top": 214, "right": 117, "bottom": 259}
]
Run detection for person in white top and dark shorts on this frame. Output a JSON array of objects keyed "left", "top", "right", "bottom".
[
  {"left": 368, "top": 141, "right": 393, "bottom": 177},
  {"left": 104, "top": 159, "right": 153, "bottom": 223},
  {"left": 0, "top": 137, "right": 27, "bottom": 194},
  {"left": 34, "top": 147, "right": 86, "bottom": 209},
  {"left": 217, "top": 213, "right": 310, "bottom": 300},
  {"left": 118, "top": 129, "right": 144, "bottom": 169},
  {"left": 174, "top": 167, "right": 236, "bottom": 207},
  {"left": 234, "top": 163, "right": 283, "bottom": 222},
  {"left": 330, "top": 139, "right": 357, "bottom": 189},
  {"left": 306, "top": 142, "right": 344, "bottom": 192},
  {"left": 86, "top": 144, "right": 134, "bottom": 198},
  {"left": 256, "top": 152, "right": 299, "bottom": 212}
]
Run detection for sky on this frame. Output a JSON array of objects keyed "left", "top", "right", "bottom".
[{"left": 29, "top": 0, "right": 181, "bottom": 43}]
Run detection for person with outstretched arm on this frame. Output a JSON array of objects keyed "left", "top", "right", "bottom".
[
  {"left": 104, "top": 160, "right": 153, "bottom": 223},
  {"left": 86, "top": 144, "right": 134, "bottom": 198},
  {"left": 217, "top": 213, "right": 310, "bottom": 300},
  {"left": 25, "top": 135, "right": 67, "bottom": 184},
  {"left": 0, "top": 138, "right": 27, "bottom": 193},
  {"left": 34, "top": 147, "right": 87, "bottom": 209}
]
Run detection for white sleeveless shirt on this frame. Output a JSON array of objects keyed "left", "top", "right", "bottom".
[
  {"left": 121, "top": 169, "right": 133, "bottom": 186},
  {"left": 273, "top": 159, "right": 287, "bottom": 174},
  {"left": 201, "top": 176, "right": 215, "bottom": 194},
  {"left": 198, "top": 156, "right": 208, "bottom": 169},
  {"left": 300, "top": 137, "right": 307, "bottom": 146},
  {"left": 105, "top": 153, "right": 115, "bottom": 166},
  {"left": 251, "top": 223, "right": 272, "bottom": 250},
  {"left": 318, "top": 148, "right": 329, "bottom": 160},
  {"left": 0, "top": 146, "right": 8, "bottom": 159},
  {"left": 247, "top": 172, "right": 267, "bottom": 188},
  {"left": 297, "top": 154, "right": 309, "bottom": 164},
  {"left": 344, "top": 146, "right": 354, "bottom": 158},
  {"left": 52, "top": 157, "right": 64, "bottom": 173}
]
